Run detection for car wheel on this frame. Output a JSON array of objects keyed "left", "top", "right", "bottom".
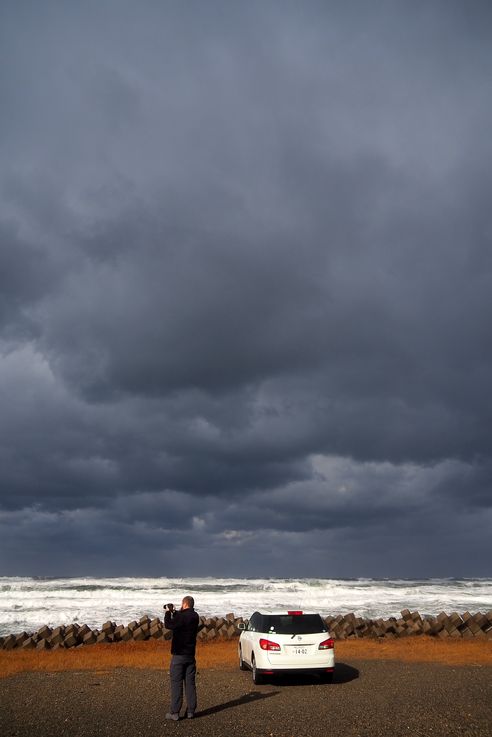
[
  {"left": 251, "top": 655, "right": 263, "bottom": 685},
  {"left": 239, "top": 646, "right": 248, "bottom": 671}
]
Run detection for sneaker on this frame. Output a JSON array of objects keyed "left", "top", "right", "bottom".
[
  {"left": 187, "top": 713, "right": 194, "bottom": 719},
  {"left": 165, "top": 713, "right": 180, "bottom": 721}
]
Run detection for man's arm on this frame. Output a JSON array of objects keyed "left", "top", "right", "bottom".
[{"left": 164, "top": 609, "right": 184, "bottom": 630}]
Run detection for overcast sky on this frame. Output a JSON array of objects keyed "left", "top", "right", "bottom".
[{"left": 0, "top": 0, "right": 491, "bottom": 578}]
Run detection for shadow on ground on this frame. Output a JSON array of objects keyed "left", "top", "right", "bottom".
[
  {"left": 333, "top": 662, "right": 359, "bottom": 684},
  {"left": 197, "top": 690, "right": 280, "bottom": 717}
]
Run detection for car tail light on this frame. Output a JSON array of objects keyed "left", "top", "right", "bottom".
[
  {"left": 287, "top": 610, "right": 303, "bottom": 615},
  {"left": 259, "top": 638, "right": 281, "bottom": 651},
  {"left": 318, "top": 638, "right": 334, "bottom": 650}
]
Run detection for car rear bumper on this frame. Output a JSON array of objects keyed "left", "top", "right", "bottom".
[
  {"left": 267, "top": 654, "right": 335, "bottom": 669},
  {"left": 256, "top": 666, "right": 334, "bottom": 675}
]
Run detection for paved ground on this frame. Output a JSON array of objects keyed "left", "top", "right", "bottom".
[{"left": 1, "top": 660, "right": 491, "bottom": 737}]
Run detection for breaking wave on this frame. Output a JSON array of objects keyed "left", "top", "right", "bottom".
[{"left": 1, "top": 576, "right": 491, "bottom": 636}]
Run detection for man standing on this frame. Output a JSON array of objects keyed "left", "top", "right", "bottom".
[{"left": 164, "top": 596, "right": 200, "bottom": 720}]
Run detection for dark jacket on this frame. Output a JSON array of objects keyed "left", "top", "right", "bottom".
[{"left": 164, "top": 607, "right": 200, "bottom": 658}]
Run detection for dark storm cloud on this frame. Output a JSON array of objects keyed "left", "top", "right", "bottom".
[{"left": 0, "top": 0, "right": 491, "bottom": 575}]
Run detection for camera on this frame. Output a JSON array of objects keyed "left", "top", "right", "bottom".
[{"left": 163, "top": 603, "right": 175, "bottom": 611}]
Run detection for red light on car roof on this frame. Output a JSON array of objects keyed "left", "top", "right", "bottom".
[{"left": 287, "top": 610, "right": 303, "bottom": 615}]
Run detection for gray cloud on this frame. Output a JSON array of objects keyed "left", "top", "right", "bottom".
[{"left": 0, "top": 0, "right": 491, "bottom": 576}]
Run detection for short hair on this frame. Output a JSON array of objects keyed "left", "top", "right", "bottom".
[{"left": 182, "top": 595, "right": 194, "bottom": 609}]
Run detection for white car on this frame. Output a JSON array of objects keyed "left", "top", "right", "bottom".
[{"left": 238, "top": 610, "right": 335, "bottom": 684}]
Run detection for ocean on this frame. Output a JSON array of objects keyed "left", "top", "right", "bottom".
[{"left": 1, "top": 576, "right": 491, "bottom": 636}]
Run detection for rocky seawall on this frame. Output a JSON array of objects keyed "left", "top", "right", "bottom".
[{"left": 1, "top": 609, "right": 492, "bottom": 650}]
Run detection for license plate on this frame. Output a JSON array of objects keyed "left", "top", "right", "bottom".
[{"left": 294, "top": 647, "right": 308, "bottom": 655}]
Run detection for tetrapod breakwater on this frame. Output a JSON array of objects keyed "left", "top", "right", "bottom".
[{"left": 1, "top": 610, "right": 492, "bottom": 651}]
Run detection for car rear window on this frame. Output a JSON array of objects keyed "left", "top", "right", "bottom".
[{"left": 260, "top": 614, "right": 327, "bottom": 635}]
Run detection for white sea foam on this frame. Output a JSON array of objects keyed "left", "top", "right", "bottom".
[{"left": 1, "top": 576, "right": 491, "bottom": 636}]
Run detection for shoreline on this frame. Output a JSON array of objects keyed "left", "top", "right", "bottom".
[{"left": 1, "top": 637, "right": 492, "bottom": 679}]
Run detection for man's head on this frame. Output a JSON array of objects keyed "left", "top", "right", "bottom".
[{"left": 181, "top": 595, "right": 194, "bottom": 610}]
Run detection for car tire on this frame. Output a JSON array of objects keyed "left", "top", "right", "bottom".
[
  {"left": 251, "top": 655, "right": 264, "bottom": 685},
  {"left": 321, "top": 672, "right": 334, "bottom": 684},
  {"left": 239, "top": 647, "right": 248, "bottom": 671}
]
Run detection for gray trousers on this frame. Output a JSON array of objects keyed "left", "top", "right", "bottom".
[{"left": 169, "top": 654, "right": 197, "bottom": 715}]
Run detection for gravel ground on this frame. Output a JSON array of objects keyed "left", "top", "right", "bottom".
[{"left": 1, "top": 660, "right": 491, "bottom": 737}]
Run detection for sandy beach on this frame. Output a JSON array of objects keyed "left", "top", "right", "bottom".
[{"left": 1, "top": 640, "right": 491, "bottom": 737}]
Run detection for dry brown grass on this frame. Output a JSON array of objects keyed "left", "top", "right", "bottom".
[
  {"left": 1, "top": 637, "right": 491, "bottom": 679},
  {"left": 0, "top": 640, "right": 230, "bottom": 679},
  {"left": 337, "top": 636, "right": 492, "bottom": 666}
]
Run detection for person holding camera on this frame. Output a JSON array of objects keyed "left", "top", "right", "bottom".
[{"left": 164, "top": 596, "right": 200, "bottom": 720}]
